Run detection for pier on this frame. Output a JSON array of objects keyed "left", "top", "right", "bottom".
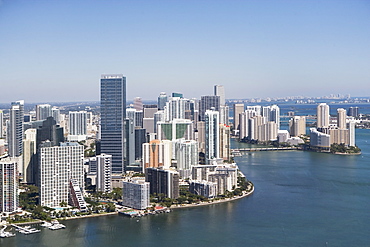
[{"left": 232, "top": 147, "right": 299, "bottom": 153}]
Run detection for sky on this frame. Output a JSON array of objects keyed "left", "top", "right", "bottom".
[{"left": 0, "top": 0, "right": 369, "bottom": 103}]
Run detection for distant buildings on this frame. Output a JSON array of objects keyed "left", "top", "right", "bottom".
[{"left": 68, "top": 111, "right": 87, "bottom": 141}]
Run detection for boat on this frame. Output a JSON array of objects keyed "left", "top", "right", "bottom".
[
  {"left": 41, "top": 221, "right": 53, "bottom": 227},
  {"left": 0, "top": 226, "right": 15, "bottom": 238}
]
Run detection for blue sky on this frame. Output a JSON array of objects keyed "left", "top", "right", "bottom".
[{"left": 0, "top": 0, "right": 369, "bottom": 103}]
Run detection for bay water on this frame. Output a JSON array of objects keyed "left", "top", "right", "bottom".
[{"left": 1, "top": 129, "right": 369, "bottom": 247}]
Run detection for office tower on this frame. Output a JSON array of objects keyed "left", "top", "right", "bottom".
[
  {"left": 133, "top": 97, "right": 143, "bottom": 111},
  {"left": 219, "top": 124, "right": 230, "bottom": 161},
  {"left": 154, "top": 110, "right": 165, "bottom": 133},
  {"left": 233, "top": 104, "right": 244, "bottom": 131},
  {"left": 158, "top": 92, "right": 168, "bottom": 110},
  {"left": 172, "top": 92, "right": 183, "bottom": 98},
  {"left": 100, "top": 74, "right": 126, "bottom": 174},
  {"left": 96, "top": 153, "right": 112, "bottom": 193},
  {"left": 157, "top": 119, "right": 194, "bottom": 141},
  {"left": 36, "top": 116, "right": 64, "bottom": 148},
  {"left": 8, "top": 100, "right": 24, "bottom": 157},
  {"left": 199, "top": 96, "right": 220, "bottom": 121},
  {"left": 124, "top": 118, "right": 135, "bottom": 168},
  {"left": 122, "top": 178, "right": 150, "bottom": 210},
  {"left": 164, "top": 97, "right": 187, "bottom": 121},
  {"left": 348, "top": 107, "right": 359, "bottom": 118},
  {"left": 0, "top": 159, "right": 18, "bottom": 214},
  {"left": 0, "top": 110, "right": 3, "bottom": 138},
  {"left": 36, "top": 104, "right": 52, "bottom": 121},
  {"left": 174, "top": 139, "right": 198, "bottom": 178},
  {"left": 38, "top": 142, "right": 84, "bottom": 208},
  {"left": 289, "top": 116, "right": 306, "bottom": 137},
  {"left": 205, "top": 109, "right": 220, "bottom": 163},
  {"left": 337, "top": 108, "right": 347, "bottom": 129},
  {"left": 68, "top": 111, "right": 87, "bottom": 141},
  {"left": 52, "top": 107, "right": 61, "bottom": 124},
  {"left": 135, "top": 128, "right": 146, "bottom": 160},
  {"left": 317, "top": 103, "right": 330, "bottom": 128},
  {"left": 214, "top": 85, "right": 225, "bottom": 106},
  {"left": 135, "top": 111, "right": 143, "bottom": 128},
  {"left": 145, "top": 167, "right": 179, "bottom": 199},
  {"left": 142, "top": 140, "right": 172, "bottom": 169},
  {"left": 143, "top": 104, "right": 158, "bottom": 118},
  {"left": 23, "top": 128, "right": 37, "bottom": 184}
]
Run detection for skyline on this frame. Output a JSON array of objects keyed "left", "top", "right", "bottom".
[{"left": 0, "top": 1, "right": 370, "bottom": 103}]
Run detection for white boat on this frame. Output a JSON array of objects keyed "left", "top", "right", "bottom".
[
  {"left": 0, "top": 226, "right": 15, "bottom": 238},
  {"left": 41, "top": 221, "right": 53, "bottom": 227}
]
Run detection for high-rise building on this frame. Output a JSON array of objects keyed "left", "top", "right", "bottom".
[
  {"left": 156, "top": 119, "right": 194, "bottom": 141},
  {"left": 36, "top": 104, "right": 52, "bottom": 121},
  {"left": 348, "top": 107, "right": 359, "bottom": 118},
  {"left": 174, "top": 139, "right": 198, "bottom": 178},
  {"left": 38, "top": 142, "right": 84, "bottom": 208},
  {"left": 52, "top": 107, "right": 61, "bottom": 124},
  {"left": 233, "top": 104, "right": 244, "bottom": 132},
  {"left": 158, "top": 92, "right": 168, "bottom": 110},
  {"left": 289, "top": 116, "right": 306, "bottom": 137},
  {"left": 22, "top": 128, "right": 37, "bottom": 184},
  {"left": 199, "top": 96, "right": 220, "bottom": 121},
  {"left": 317, "top": 103, "right": 330, "bottom": 128},
  {"left": 145, "top": 167, "right": 179, "bottom": 199},
  {"left": 96, "top": 153, "right": 112, "bottom": 193},
  {"left": 133, "top": 97, "right": 143, "bottom": 111},
  {"left": 8, "top": 100, "right": 24, "bottom": 157},
  {"left": 0, "top": 110, "right": 3, "bottom": 138},
  {"left": 205, "top": 109, "right": 220, "bottom": 163},
  {"left": 214, "top": 85, "right": 225, "bottom": 106},
  {"left": 348, "top": 121, "right": 356, "bottom": 146},
  {"left": 219, "top": 124, "right": 230, "bottom": 161},
  {"left": 0, "top": 158, "right": 18, "bottom": 214},
  {"left": 142, "top": 140, "right": 172, "bottom": 169},
  {"left": 164, "top": 97, "right": 187, "bottom": 121},
  {"left": 337, "top": 108, "right": 347, "bottom": 129},
  {"left": 122, "top": 178, "right": 150, "bottom": 210},
  {"left": 68, "top": 111, "right": 87, "bottom": 141},
  {"left": 100, "top": 74, "right": 126, "bottom": 174},
  {"left": 36, "top": 116, "right": 64, "bottom": 148}
]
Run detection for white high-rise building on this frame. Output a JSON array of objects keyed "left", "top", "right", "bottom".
[
  {"left": 36, "top": 104, "right": 52, "bottom": 121},
  {"left": 96, "top": 153, "right": 112, "bottom": 193},
  {"left": 0, "top": 110, "right": 3, "bottom": 138},
  {"left": 8, "top": 100, "right": 24, "bottom": 157},
  {"left": 0, "top": 159, "right": 18, "bottom": 214},
  {"left": 317, "top": 103, "right": 330, "bottom": 128},
  {"left": 348, "top": 121, "right": 356, "bottom": 147},
  {"left": 164, "top": 97, "right": 187, "bottom": 121},
  {"left": 205, "top": 109, "right": 220, "bottom": 163},
  {"left": 122, "top": 178, "right": 150, "bottom": 210},
  {"left": 157, "top": 119, "right": 194, "bottom": 141},
  {"left": 68, "top": 111, "right": 87, "bottom": 141},
  {"left": 38, "top": 142, "right": 84, "bottom": 208},
  {"left": 174, "top": 139, "right": 198, "bottom": 178},
  {"left": 289, "top": 116, "right": 306, "bottom": 137},
  {"left": 22, "top": 128, "right": 37, "bottom": 183},
  {"left": 337, "top": 108, "right": 347, "bottom": 129},
  {"left": 214, "top": 85, "right": 225, "bottom": 106}
]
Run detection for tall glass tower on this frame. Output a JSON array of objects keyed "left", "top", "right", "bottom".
[{"left": 100, "top": 74, "right": 126, "bottom": 174}]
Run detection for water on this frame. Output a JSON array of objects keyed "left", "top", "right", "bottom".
[{"left": 2, "top": 130, "right": 370, "bottom": 247}]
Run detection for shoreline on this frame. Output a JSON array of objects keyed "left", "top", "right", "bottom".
[
  {"left": 6, "top": 186, "right": 255, "bottom": 226},
  {"left": 171, "top": 185, "right": 255, "bottom": 209}
]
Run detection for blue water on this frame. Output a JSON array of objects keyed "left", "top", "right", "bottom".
[{"left": 2, "top": 130, "right": 370, "bottom": 247}]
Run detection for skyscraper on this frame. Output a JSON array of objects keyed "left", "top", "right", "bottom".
[
  {"left": 0, "top": 159, "right": 18, "bottom": 214},
  {"left": 38, "top": 142, "right": 84, "bottom": 208},
  {"left": 317, "top": 103, "right": 330, "bottom": 128},
  {"left": 199, "top": 96, "right": 220, "bottom": 121},
  {"left": 96, "top": 153, "right": 112, "bottom": 193},
  {"left": 337, "top": 108, "right": 347, "bottom": 129},
  {"left": 0, "top": 110, "right": 3, "bottom": 138},
  {"left": 8, "top": 100, "right": 24, "bottom": 157},
  {"left": 68, "top": 111, "right": 87, "bottom": 141},
  {"left": 100, "top": 74, "right": 126, "bottom": 174},
  {"left": 214, "top": 85, "right": 225, "bottom": 106},
  {"left": 233, "top": 103, "right": 244, "bottom": 132},
  {"left": 36, "top": 104, "right": 52, "bottom": 121},
  {"left": 205, "top": 109, "right": 220, "bottom": 163},
  {"left": 158, "top": 92, "right": 168, "bottom": 110},
  {"left": 289, "top": 116, "right": 306, "bottom": 137}
]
